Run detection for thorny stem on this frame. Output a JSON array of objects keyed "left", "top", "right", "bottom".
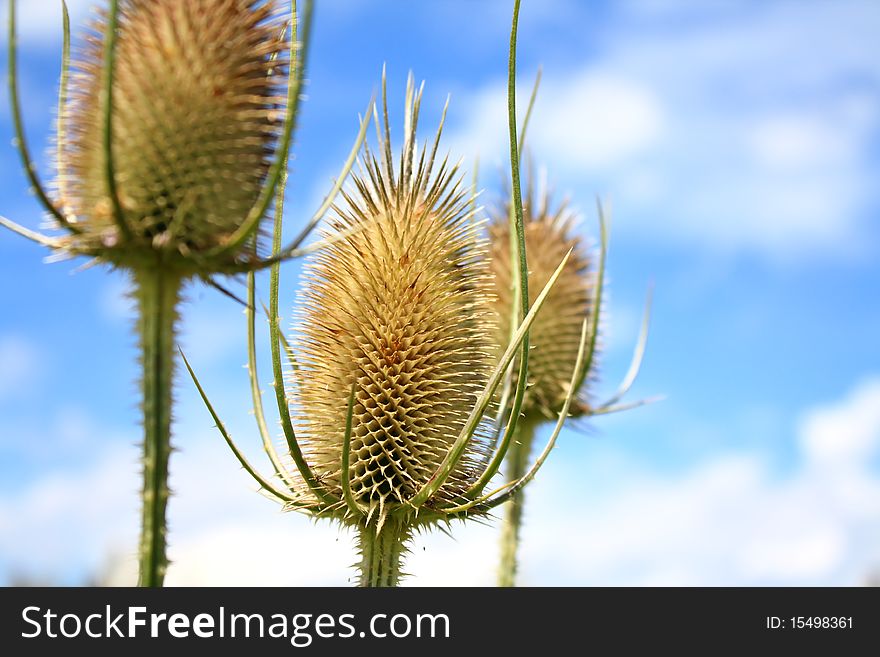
[
  {"left": 357, "top": 517, "right": 411, "bottom": 588},
  {"left": 497, "top": 417, "right": 538, "bottom": 587},
  {"left": 134, "top": 265, "right": 182, "bottom": 587}
]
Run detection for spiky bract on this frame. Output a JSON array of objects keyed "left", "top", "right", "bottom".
[
  {"left": 489, "top": 182, "right": 595, "bottom": 419},
  {"left": 60, "top": 0, "right": 288, "bottom": 270},
  {"left": 290, "top": 81, "right": 495, "bottom": 527}
]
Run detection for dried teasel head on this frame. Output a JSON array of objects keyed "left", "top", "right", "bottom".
[
  {"left": 56, "top": 0, "right": 291, "bottom": 271},
  {"left": 290, "top": 75, "right": 496, "bottom": 529},
  {"left": 489, "top": 176, "right": 597, "bottom": 419}
]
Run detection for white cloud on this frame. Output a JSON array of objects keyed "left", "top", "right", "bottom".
[
  {"left": 0, "top": 444, "right": 137, "bottom": 583},
  {"left": 448, "top": 0, "right": 880, "bottom": 262},
  {"left": 449, "top": 72, "right": 664, "bottom": 173},
  {"left": 3, "top": 378, "right": 880, "bottom": 586},
  {"left": 799, "top": 378, "right": 880, "bottom": 470},
  {"left": 739, "top": 522, "right": 846, "bottom": 581},
  {"left": 747, "top": 115, "right": 858, "bottom": 172},
  {"left": 512, "top": 377, "right": 880, "bottom": 585},
  {"left": 164, "top": 523, "right": 356, "bottom": 587}
]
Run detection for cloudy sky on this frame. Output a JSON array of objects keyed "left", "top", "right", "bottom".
[{"left": 0, "top": 0, "right": 878, "bottom": 586}]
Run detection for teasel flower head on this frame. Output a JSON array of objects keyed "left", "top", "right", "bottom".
[
  {"left": 185, "top": 73, "right": 587, "bottom": 586},
  {"left": 3, "top": 0, "right": 314, "bottom": 278},
  {"left": 292, "top": 82, "right": 496, "bottom": 527},
  {"left": 489, "top": 177, "right": 598, "bottom": 420}
]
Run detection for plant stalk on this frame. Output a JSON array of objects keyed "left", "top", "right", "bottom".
[
  {"left": 134, "top": 264, "right": 182, "bottom": 588},
  {"left": 357, "top": 517, "right": 410, "bottom": 587},
  {"left": 497, "top": 417, "right": 539, "bottom": 587}
]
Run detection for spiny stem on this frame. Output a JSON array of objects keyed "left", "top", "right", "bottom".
[
  {"left": 357, "top": 518, "right": 410, "bottom": 587},
  {"left": 497, "top": 417, "right": 538, "bottom": 587},
  {"left": 134, "top": 265, "right": 182, "bottom": 588}
]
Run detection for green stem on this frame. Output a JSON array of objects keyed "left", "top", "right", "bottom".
[
  {"left": 134, "top": 265, "right": 182, "bottom": 588},
  {"left": 497, "top": 417, "right": 539, "bottom": 587},
  {"left": 357, "top": 517, "right": 411, "bottom": 587}
]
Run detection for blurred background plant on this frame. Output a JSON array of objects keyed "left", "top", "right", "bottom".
[{"left": 487, "top": 159, "right": 654, "bottom": 585}]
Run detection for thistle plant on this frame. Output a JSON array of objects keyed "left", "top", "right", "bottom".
[
  {"left": 0, "top": 0, "right": 333, "bottom": 586},
  {"left": 185, "top": 1, "right": 596, "bottom": 586},
  {"left": 489, "top": 176, "right": 654, "bottom": 588}
]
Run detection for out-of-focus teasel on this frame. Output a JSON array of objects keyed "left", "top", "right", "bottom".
[
  {"left": 0, "top": 0, "right": 355, "bottom": 586},
  {"left": 489, "top": 178, "right": 654, "bottom": 586},
  {"left": 184, "top": 6, "right": 590, "bottom": 585},
  {"left": 3, "top": 0, "right": 321, "bottom": 272},
  {"left": 488, "top": 133, "right": 655, "bottom": 588}
]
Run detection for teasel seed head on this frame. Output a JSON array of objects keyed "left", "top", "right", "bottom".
[
  {"left": 489, "top": 177, "right": 597, "bottom": 419},
  {"left": 58, "top": 0, "right": 289, "bottom": 270},
  {"left": 290, "top": 76, "right": 496, "bottom": 528}
]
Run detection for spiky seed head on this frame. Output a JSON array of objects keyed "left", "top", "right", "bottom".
[
  {"left": 489, "top": 181, "right": 596, "bottom": 419},
  {"left": 290, "top": 79, "right": 495, "bottom": 525},
  {"left": 59, "top": 0, "right": 288, "bottom": 267}
]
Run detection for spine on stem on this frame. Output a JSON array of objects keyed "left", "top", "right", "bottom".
[{"left": 134, "top": 265, "right": 182, "bottom": 588}]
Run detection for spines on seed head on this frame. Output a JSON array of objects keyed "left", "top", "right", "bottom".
[{"left": 290, "top": 75, "right": 495, "bottom": 524}]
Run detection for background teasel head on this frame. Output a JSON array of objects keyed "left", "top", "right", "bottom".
[
  {"left": 488, "top": 155, "right": 654, "bottom": 586},
  {"left": 186, "top": 72, "right": 585, "bottom": 587},
  {"left": 489, "top": 177, "right": 653, "bottom": 587},
  {"left": 489, "top": 176, "right": 598, "bottom": 420}
]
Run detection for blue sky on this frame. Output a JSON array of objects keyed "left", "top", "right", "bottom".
[{"left": 0, "top": 0, "right": 879, "bottom": 586}]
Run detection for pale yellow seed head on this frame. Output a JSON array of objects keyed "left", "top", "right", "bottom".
[{"left": 289, "top": 84, "right": 495, "bottom": 523}]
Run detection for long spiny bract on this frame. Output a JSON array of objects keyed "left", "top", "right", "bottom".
[
  {"left": 291, "top": 78, "right": 496, "bottom": 530},
  {"left": 60, "top": 0, "right": 288, "bottom": 268}
]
